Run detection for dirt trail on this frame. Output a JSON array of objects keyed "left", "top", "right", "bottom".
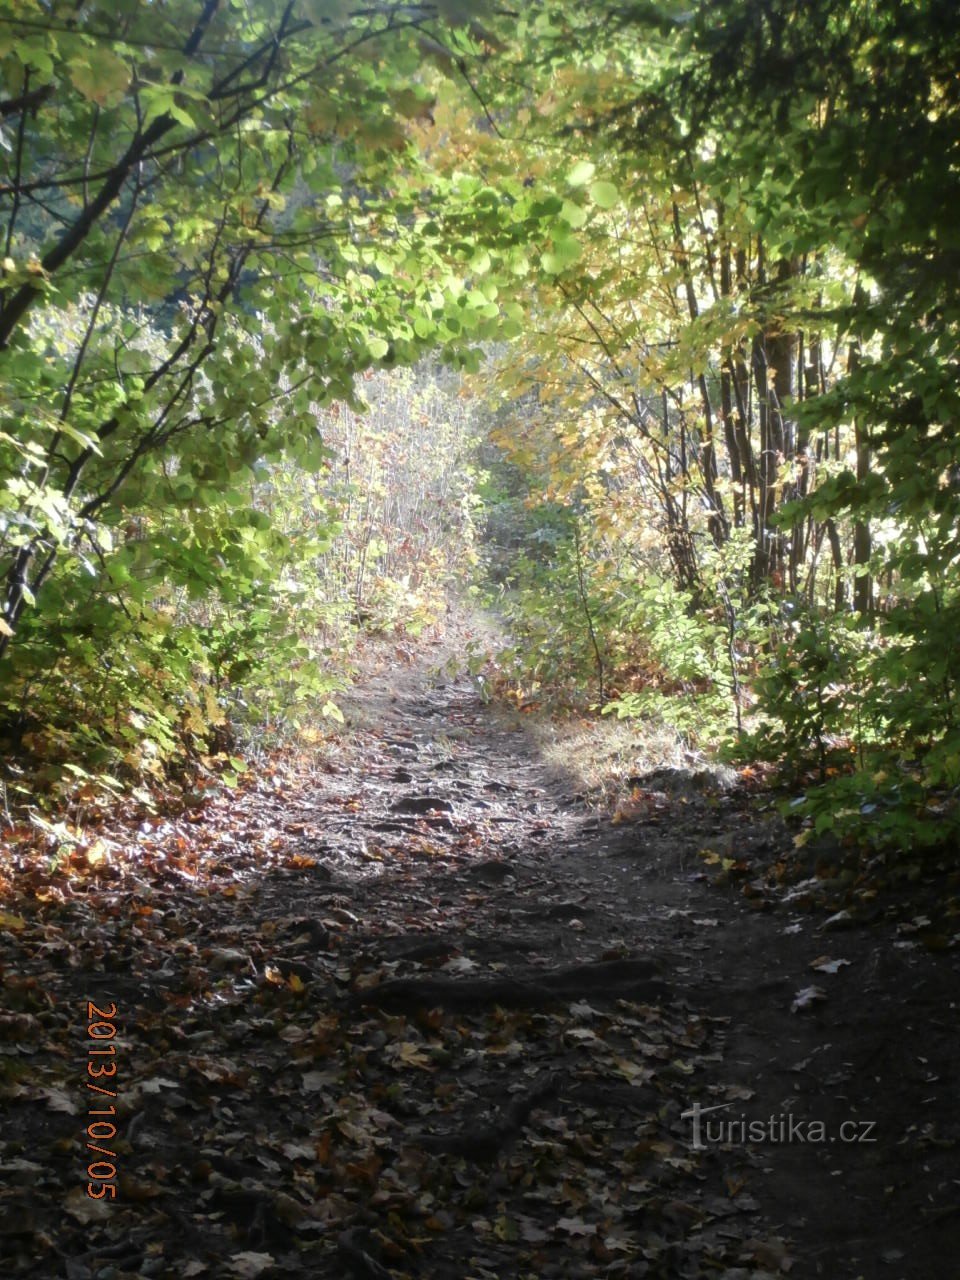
[
  {"left": 3, "top": 624, "right": 958, "bottom": 1279},
  {"left": 256, "top": 628, "right": 959, "bottom": 1279}
]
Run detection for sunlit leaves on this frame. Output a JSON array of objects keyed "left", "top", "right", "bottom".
[
  {"left": 68, "top": 50, "right": 131, "bottom": 107},
  {"left": 566, "top": 160, "right": 596, "bottom": 187},
  {"left": 542, "top": 234, "right": 582, "bottom": 275},
  {"left": 0, "top": 0, "right": 519, "bottom": 779},
  {"left": 588, "top": 181, "right": 619, "bottom": 209}
]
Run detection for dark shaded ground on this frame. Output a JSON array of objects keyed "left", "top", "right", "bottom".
[{"left": 1, "top": 627, "right": 958, "bottom": 1279}]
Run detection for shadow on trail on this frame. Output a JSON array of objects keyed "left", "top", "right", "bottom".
[
  {"left": 248, "top": 625, "right": 960, "bottom": 1280},
  {"left": 3, "top": 619, "right": 957, "bottom": 1279}
]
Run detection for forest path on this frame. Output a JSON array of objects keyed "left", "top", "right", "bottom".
[
  {"left": 246, "top": 618, "right": 958, "bottom": 1280},
  {"left": 4, "top": 619, "right": 957, "bottom": 1279}
]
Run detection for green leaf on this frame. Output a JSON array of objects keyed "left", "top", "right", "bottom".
[
  {"left": 542, "top": 235, "right": 581, "bottom": 274},
  {"left": 14, "top": 39, "right": 53, "bottom": 77},
  {"left": 560, "top": 199, "right": 588, "bottom": 228},
  {"left": 588, "top": 180, "right": 619, "bottom": 209},
  {"left": 566, "top": 160, "right": 596, "bottom": 187},
  {"left": 140, "top": 86, "right": 194, "bottom": 129}
]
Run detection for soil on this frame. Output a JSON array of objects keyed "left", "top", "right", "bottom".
[{"left": 1, "top": 617, "right": 958, "bottom": 1280}]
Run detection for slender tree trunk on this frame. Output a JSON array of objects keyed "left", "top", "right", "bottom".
[
  {"left": 751, "top": 248, "right": 798, "bottom": 591},
  {"left": 848, "top": 291, "right": 873, "bottom": 615}
]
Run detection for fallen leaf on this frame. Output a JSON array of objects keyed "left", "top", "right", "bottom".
[
  {"left": 227, "top": 1253, "right": 274, "bottom": 1279},
  {"left": 791, "top": 985, "right": 827, "bottom": 1013},
  {"left": 301, "top": 1071, "right": 331, "bottom": 1093},
  {"left": 64, "top": 1186, "right": 111, "bottom": 1224},
  {"left": 810, "top": 956, "right": 851, "bottom": 974},
  {"left": 611, "top": 1055, "right": 651, "bottom": 1084},
  {"left": 557, "top": 1216, "right": 596, "bottom": 1236},
  {"left": 117, "top": 1173, "right": 162, "bottom": 1202},
  {"left": 390, "top": 1041, "right": 433, "bottom": 1069},
  {"left": 39, "top": 1088, "right": 74, "bottom": 1113},
  {"left": 281, "top": 1142, "right": 315, "bottom": 1160},
  {"left": 140, "top": 1077, "right": 179, "bottom": 1094},
  {"left": 725, "top": 1085, "right": 755, "bottom": 1101},
  {"left": 822, "top": 910, "right": 854, "bottom": 930},
  {"left": 742, "top": 1234, "right": 794, "bottom": 1272}
]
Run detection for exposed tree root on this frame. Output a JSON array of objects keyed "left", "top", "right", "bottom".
[{"left": 353, "top": 956, "right": 668, "bottom": 1013}]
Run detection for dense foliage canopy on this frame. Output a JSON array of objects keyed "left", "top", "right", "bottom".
[{"left": 2, "top": 0, "right": 958, "bottom": 852}]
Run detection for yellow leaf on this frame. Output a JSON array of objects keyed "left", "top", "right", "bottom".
[
  {"left": 611, "top": 1055, "right": 650, "bottom": 1084},
  {"left": 69, "top": 50, "right": 131, "bottom": 107},
  {"left": 85, "top": 840, "right": 108, "bottom": 867},
  {"left": 395, "top": 1042, "right": 432, "bottom": 1069},
  {"left": 203, "top": 685, "right": 226, "bottom": 727}
]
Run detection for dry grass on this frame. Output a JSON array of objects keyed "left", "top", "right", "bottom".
[
  {"left": 328, "top": 599, "right": 716, "bottom": 812},
  {"left": 514, "top": 710, "right": 706, "bottom": 808}
]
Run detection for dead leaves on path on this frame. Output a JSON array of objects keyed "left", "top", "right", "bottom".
[
  {"left": 0, "top": 911, "right": 778, "bottom": 1276},
  {"left": 0, "top": 720, "right": 793, "bottom": 1278}
]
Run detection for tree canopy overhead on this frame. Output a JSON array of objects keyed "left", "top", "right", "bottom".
[
  {"left": 459, "top": 0, "right": 960, "bottom": 848},
  {"left": 1, "top": 0, "right": 958, "bottom": 852},
  {"left": 0, "top": 0, "right": 551, "bottom": 775},
  {"left": 0, "top": 0, "right": 497, "bottom": 633},
  {"left": 3, "top": 11, "right": 959, "bottom": 1275}
]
